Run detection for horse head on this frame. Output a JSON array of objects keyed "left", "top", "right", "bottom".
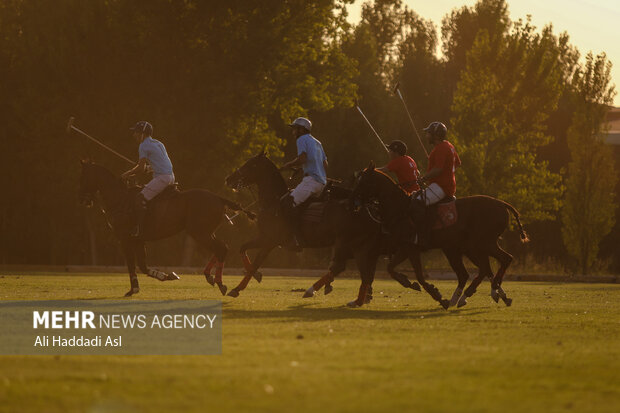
[
  {"left": 351, "top": 161, "right": 382, "bottom": 205},
  {"left": 78, "top": 160, "right": 123, "bottom": 208},
  {"left": 225, "top": 150, "right": 284, "bottom": 193}
]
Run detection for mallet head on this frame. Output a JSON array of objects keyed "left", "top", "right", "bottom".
[{"left": 66, "top": 117, "right": 75, "bottom": 133}]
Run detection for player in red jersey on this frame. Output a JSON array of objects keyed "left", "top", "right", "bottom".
[
  {"left": 411, "top": 121, "right": 461, "bottom": 247},
  {"left": 378, "top": 140, "right": 420, "bottom": 195}
]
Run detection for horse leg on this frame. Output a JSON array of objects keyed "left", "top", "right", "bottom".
[
  {"left": 135, "top": 240, "right": 150, "bottom": 275},
  {"left": 228, "top": 244, "right": 275, "bottom": 297},
  {"left": 443, "top": 248, "right": 470, "bottom": 307},
  {"left": 135, "top": 240, "right": 178, "bottom": 282},
  {"left": 203, "top": 255, "right": 217, "bottom": 285},
  {"left": 407, "top": 248, "right": 449, "bottom": 309},
  {"left": 347, "top": 248, "right": 377, "bottom": 307},
  {"left": 208, "top": 235, "right": 229, "bottom": 295},
  {"left": 489, "top": 243, "right": 513, "bottom": 306},
  {"left": 304, "top": 245, "right": 348, "bottom": 298},
  {"left": 387, "top": 248, "right": 421, "bottom": 291},
  {"left": 122, "top": 239, "right": 140, "bottom": 297},
  {"left": 190, "top": 233, "right": 229, "bottom": 295},
  {"left": 304, "top": 269, "right": 336, "bottom": 298},
  {"left": 239, "top": 238, "right": 264, "bottom": 283},
  {"left": 457, "top": 251, "right": 493, "bottom": 308}
]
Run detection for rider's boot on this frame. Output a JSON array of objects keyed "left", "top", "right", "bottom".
[
  {"left": 280, "top": 195, "right": 302, "bottom": 252},
  {"left": 409, "top": 198, "right": 430, "bottom": 249},
  {"left": 131, "top": 193, "right": 147, "bottom": 238}
]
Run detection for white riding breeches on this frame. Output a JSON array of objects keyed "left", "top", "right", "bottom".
[
  {"left": 141, "top": 174, "right": 175, "bottom": 201},
  {"left": 290, "top": 176, "right": 325, "bottom": 206},
  {"left": 415, "top": 182, "right": 446, "bottom": 206}
]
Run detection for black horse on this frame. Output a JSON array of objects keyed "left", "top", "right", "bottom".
[
  {"left": 351, "top": 162, "right": 529, "bottom": 308},
  {"left": 224, "top": 151, "right": 422, "bottom": 303},
  {"left": 78, "top": 160, "right": 254, "bottom": 296}
]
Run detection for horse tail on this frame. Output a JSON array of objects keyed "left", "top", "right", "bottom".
[
  {"left": 499, "top": 200, "right": 529, "bottom": 243},
  {"left": 218, "top": 196, "right": 257, "bottom": 221}
]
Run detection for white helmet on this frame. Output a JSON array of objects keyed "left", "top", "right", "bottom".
[{"left": 289, "top": 117, "right": 312, "bottom": 132}]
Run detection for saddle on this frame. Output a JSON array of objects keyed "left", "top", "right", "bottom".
[
  {"left": 295, "top": 181, "right": 345, "bottom": 224},
  {"left": 128, "top": 184, "right": 180, "bottom": 204},
  {"left": 150, "top": 184, "right": 180, "bottom": 203}
]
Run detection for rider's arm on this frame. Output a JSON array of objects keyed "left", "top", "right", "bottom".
[
  {"left": 323, "top": 158, "right": 328, "bottom": 171},
  {"left": 281, "top": 152, "right": 307, "bottom": 170},
  {"left": 121, "top": 158, "right": 148, "bottom": 179},
  {"left": 377, "top": 165, "right": 388, "bottom": 172},
  {"left": 421, "top": 167, "right": 442, "bottom": 182}
]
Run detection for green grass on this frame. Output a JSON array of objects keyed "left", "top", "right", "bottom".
[{"left": 0, "top": 273, "right": 619, "bottom": 413}]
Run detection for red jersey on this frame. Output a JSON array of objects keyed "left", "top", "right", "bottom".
[
  {"left": 427, "top": 141, "right": 461, "bottom": 197},
  {"left": 386, "top": 155, "right": 420, "bottom": 194}
]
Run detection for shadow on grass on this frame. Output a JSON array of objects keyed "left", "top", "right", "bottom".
[{"left": 221, "top": 302, "right": 490, "bottom": 321}]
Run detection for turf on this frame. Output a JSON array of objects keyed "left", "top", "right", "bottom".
[{"left": 0, "top": 273, "right": 619, "bottom": 413}]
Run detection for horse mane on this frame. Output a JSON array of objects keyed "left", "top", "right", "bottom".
[
  {"left": 258, "top": 155, "right": 288, "bottom": 193},
  {"left": 88, "top": 162, "right": 126, "bottom": 191},
  {"left": 366, "top": 168, "right": 409, "bottom": 196}
]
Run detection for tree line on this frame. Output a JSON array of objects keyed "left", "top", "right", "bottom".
[{"left": 0, "top": 0, "right": 617, "bottom": 274}]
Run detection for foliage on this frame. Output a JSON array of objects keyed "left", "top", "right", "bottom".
[
  {"left": 0, "top": 0, "right": 617, "bottom": 271},
  {"left": 561, "top": 53, "right": 617, "bottom": 274},
  {"left": 450, "top": 18, "right": 571, "bottom": 222}
]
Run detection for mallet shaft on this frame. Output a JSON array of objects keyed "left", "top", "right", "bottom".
[
  {"left": 355, "top": 105, "right": 389, "bottom": 154},
  {"left": 394, "top": 87, "right": 429, "bottom": 158},
  {"left": 68, "top": 118, "right": 135, "bottom": 165}
]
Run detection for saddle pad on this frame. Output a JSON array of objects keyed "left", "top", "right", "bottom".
[
  {"left": 301, "top": 202, "right": 326, "bottom": 224},
  {"left": 433, "top": 200, "right": 457, "bottom": 229}
]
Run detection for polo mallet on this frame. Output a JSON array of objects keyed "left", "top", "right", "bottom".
[
  {"left": 67, "top": 117, "right": 136, "bottom": 165},
  {"left": 392, "top": 82, "right": 429, "bottom": 158},
  {"left": 225, "top": 200, "right": 257, "bottom": 224},
  {"left": 355, "top": 100, "right": 389, "bottom": 154}
]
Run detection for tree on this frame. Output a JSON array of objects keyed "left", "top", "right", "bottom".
[
  {"left": 0, "top": 0, "right": 358, "bottom": 265},
  {"left": 561, "top": 53, "right": 617, "bottom": 275},
  {"left": 450, "top": 19, "right": 571, "bottom": 223},
  {"left": 441, "top": 0, "right": 510, "bottom": 107}
]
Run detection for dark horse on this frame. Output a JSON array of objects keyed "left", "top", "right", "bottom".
[
  {"left": 351, "top": 162, "right": 529, "bottom": 308},
  {"left": 224, "top": 151, "right": 416, "bottom": 302},
  {"left": 78, "top": 160, "right": 254, "bottom": 296}
]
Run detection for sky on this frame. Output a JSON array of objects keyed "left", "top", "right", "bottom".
[{"left": 346, "top": 0, "right": 620, "bottom": 106}]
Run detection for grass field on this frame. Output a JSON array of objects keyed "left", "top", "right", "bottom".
[{"left": 0, "top": 273, "right": 619, "bottom": 413}]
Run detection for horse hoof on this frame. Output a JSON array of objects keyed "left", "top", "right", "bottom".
[
  {"left": 450, "top": 288, "right": 463, "bottom": 307},
  {"left": 253, "top": 272, "right": 263, "bottom": 283},
  {"left": 503, "top": 297, "right": 513, "bottom": 307},
  {"left": 411, "top": 282, "right": 421, "bottom": 291},
  {"left": 124, "top": 288, "right": 139, "bottom": 297},
  {"left": 167, "top": 272, "right": 180, "bottom": 281},
  {"left": 227, "top": 288, "right": 240, "bottom": 298},
  {"left": 324, "top": 284, "right": 333, "bottom": 295},
  {"left": 303, "top": 287, "right": 315, "bottom": 298},
  {"left": 440, "top": 299, "right": 450, "bottom": 310},
  {"left": 365, "top": 295, "right": 372, "bottom": 304},
  {"left": 205, "top": 273, "right": 215, "bottom": 286},
  {"left": 346, "top": 300, "right": 361, "bottom": 308},
  {"left": 491, "top": 289, "right": 500, "bottom": 303},
  {"left": 457, "top": 296, "right": 467, "bottom": 308},
  {"left": 217, "top": 283, "right": 228, "bottom": 296}
]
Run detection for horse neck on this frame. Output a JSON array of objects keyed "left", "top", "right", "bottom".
[
  {"left": 255, "top": 164, "right": 288, "bottom": 207},
  {"left": 375, "top": 173, "right": 410, "bottom": 217},
  {"left": 94, "top": 167, "right": 127, "bottom": 207}
]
